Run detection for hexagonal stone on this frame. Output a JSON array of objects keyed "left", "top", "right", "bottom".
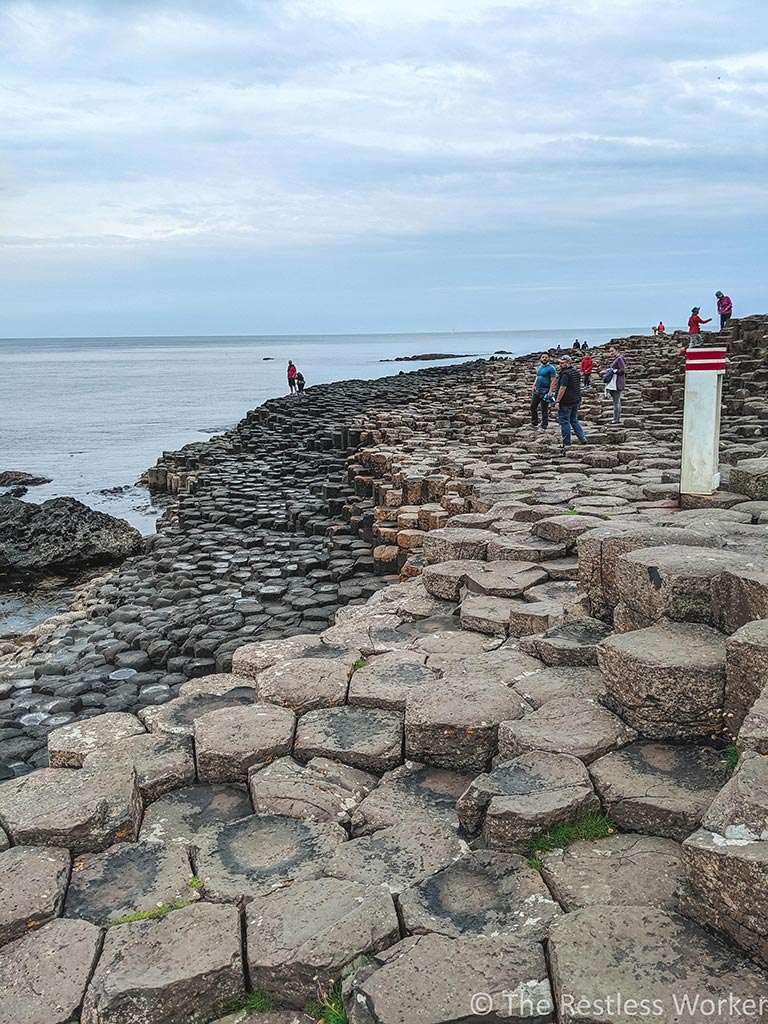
[
  {"left": 48, "top": 712, "right": 146, "bottom": 768},
  {"left": 194, "top": 703, "right": 296, "bottom": 784},
  {"left": 345, "top": 932, "right": 554, "bottom": 1024},
  {"left": 533, "top": 514, "right": 606, "bottom": 545},
  {"left": 231, "top": 633, "right": 325, "bottom": 679},
  {"left": 0, "top": 767, "right": 141, "bottom": 853},
  {"left": 532, "top": 618, "right": 613, "bottom": 667},
  {"left": 348, "top": 650, "right": 438, "bottom": 711},
  {"left": 725, "top": 618, "right": 768, "bottom": 731},
  {"left": 456, "top": 751, "right": 599, "bottom": 852},
  {"left": 196, "top": 814, "right": 346, "bottom": 902},
  {"left": 294, "top": 706, "right": 403, "bottom": 773},
  {"left": 249, "top": 757, "right": 376, "bottom": 824},
  {"left": 421, "top": 559, "right": 486, "bottom": 600},
  {"left": 589, "top": 742, "right": 729, "bottom": 840},
  {"left": 597, "top": 622, "right": 726, "bottom": 741},
  {"left": 398, "top": 849, "right": 562, "bottom": 940},
  {"left": 730, "top": 457, "right": 768, "bottom": 499},
  {"left": 83, "top": 732, "right": 195, "bottom": 803},
  {"left": 508, "top": 598, "right": 567, "bottom": 637},
  {"left": 422, "top": 527, "right": 497, "bottom": 564},
  {"left": 246, "top": 878, "right": 399, "bottom": 1006},
  {"left": 320, "top": 612, "right": 405, "bottom": 654},
  {"left": 540, "top": 835, "right": 685, "bottom": 911},
  {"left": 64, "top": 840, "right": 199, "bottom": 926},
  {"left": 325, "top": 820, "right": 465, "bottom": 894},
  {"left": 463, "top": 561, "right": 548, "bottom": 598},
  {"left": 179, "top": 673, "right": 256, "bottom": 698},
  {"left": 139, "top": 784, "right": 253, "bottom": 848},
  {"left": 257, "top": 657, "right": 351, "bottom": 712},
  {"left": 712, "top": 563, "right": 768, "bottom": 634},
  {"left": 81, "top": 902, "right": 242, "bottom": 1024},
  {"left": 513, "top": 667, "right": 607, "bottom": 710},
  {"left": 425, "top": 646, "right": 542, "bottom": 686},
  {"left": 459, "top": 593, "right": 516, "bottom": 636},
  {"left": 738, "top": 690, "right": 768, "bottom": 754},
  {"left": 0, "top": 846, "right": 70, "bottom": 946},
  {"left": 548, "top": 906, "right": 768, "bottom": 1024},
  {"left": 498, "top": 698, "right": 636, "bottom": 765},
  {"left": 139, "top": 687, "right": 257, "bottom": 737},
  {"left": 412, "top": 630, "right": 502, "bottom": 656},
  {"left": 0, "top": 918, "right": 101, "bottom": 1024},
  {"left": 405, "top": 677, "right": 529, "bottom": 773},
  {"left": 351, "top": 762, "right": 473, "bottom": 836}
]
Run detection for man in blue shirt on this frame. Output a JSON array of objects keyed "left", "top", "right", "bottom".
[{"left": 531, "top": 353, "right": 558, "bottom": 431}]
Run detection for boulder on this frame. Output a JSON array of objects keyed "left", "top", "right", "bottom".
[{"left": 0, "top": 495, "right": 142, "bottom": 580}]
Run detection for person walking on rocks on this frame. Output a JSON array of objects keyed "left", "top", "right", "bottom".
[
  {"left": 604, "top": 344, "right": 626, "bottom": 425},
  {"left": 287, "top": 360, "right": 298, "bottom": 393},
  {"left": 553, "top": 354, "right": 587, "bottom": 450},
  {"left": 580, "top": 351, "right": 594, "bottom": 389},
  {"left": 715, "top": 290, "right": 733, "bottom": 329},
  {"left": 687, "top": 307, "right": 712, "bottom": 346},
  {"left": 296, "top": 370, "right": 306, "bottom": 393},
  {"left": 530, "top": 353, "right": 558, "bottom": 432}
]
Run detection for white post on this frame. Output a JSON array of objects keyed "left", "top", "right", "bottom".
[{"left": 680, "top": 346, "right": 727, "bottom": 495}]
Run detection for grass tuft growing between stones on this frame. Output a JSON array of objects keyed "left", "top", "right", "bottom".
[
  {"left": 352, "top": 657, "right": 367, "bottom": 672},
  {"left": 188, "top": 875, "right": 203, "bottom": 890},
  {"left": 526, "top": 813, "right": 613, "bottom": 870},
  {"left": 223, "top": 990, "right": 275, "bottom": 1013},
  {"left": 722, "top": 740, "right": 739, "bottom": 773},
  {"left": 110, "top": 901, "right": 192, "bottom": 926},
  {"left": 305, "top": 981, "right": 347, "bottom": 1024}
]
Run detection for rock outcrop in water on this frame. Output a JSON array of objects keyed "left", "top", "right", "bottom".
[
  {"left": 2, "top": 318, "right": 768, "bottom": 1021},
  {"left": 0, "top": 496, "right": 143, "bottom": 583}
]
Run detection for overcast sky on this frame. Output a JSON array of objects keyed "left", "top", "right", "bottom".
[{"left": 1, "top": 0, "right": 765, "bottom": 337}]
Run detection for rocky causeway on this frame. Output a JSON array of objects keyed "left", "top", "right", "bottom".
[{"left": 1, "top": 318, "right": 768, "bottom": 1021}]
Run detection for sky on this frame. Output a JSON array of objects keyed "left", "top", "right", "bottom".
[{"left": 0, "top": 0, "right": 766, "bottom": 337}]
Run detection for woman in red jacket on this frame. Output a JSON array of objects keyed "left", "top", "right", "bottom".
[
  {"left": 687, "top": 307, "right": 711, "bottom": 346},
  {"left": 580, "top": 353, "right": 594, "bottom": 389},
  {"left": 287, "top": 360, "right": 298, "bottom": 393}
]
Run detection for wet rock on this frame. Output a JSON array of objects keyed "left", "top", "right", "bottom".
[
  {"left": 139, "top": 687, "right": 257, "bottom": 737},
  {"left": 351, "top": 762, "right": 472, "bottom": 835},
  {"left": 246, "top": 878, "right": 399, "bottom": 1006},
  {"left": 47, "top": 711, "right": 145, "bottom": 767},
  {"left": 196, "top": 814, "right": 346, "bottom": 902},
  {"left": 249, "top": 756, "right": 375, "bottom": 824},
  {"left": 597, "top": 622, "right": 727, "bottom": 741},
  {"left": 590, "top": 742, "right": 728, "bottom": 840},
  {"left": 81, "top": 902, "right": 242, "bottom": 1024},
  {"left": 0, "top": 766, "right": 141, "bottom": 852},
  {"left": 398, "top": 849, "right": 561, "bottom": 940},
  {"left": 0, "top": 845, "right": 70, "bottom": 946},
  {"left": 0, "top": 917, "right": 101, "bottom": 1024},
  {"left": 139, "top": 784, "right": 253, "bottom": 848},
  {"left": 345, "top": 932, "right": 554, "bottom": 1024},
  {"left": 294, "top": 706, "right": 403, "bottom": 773},
  {"left": 548, "top": 906, "right": 768, "bottom": 1024},
  {"left": 540, "top": 835, "right": 685, "bottom": 911},
  {"left": 194, "top": 703, "right": 296, "bottom": 784},
  {"left": 498, "top": 697, "right": 636, "bottom": 764},
  {"left": 64, "top": 840, "right": 199, "bottom": 926},
  {"left": 326, "top": 819, "right": 465, "bottom": 894},
  {"left": 456, "top": 751, "right": 599, "bottom": 851}
]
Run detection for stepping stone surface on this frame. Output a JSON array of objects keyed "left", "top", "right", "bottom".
[
  {"left": 246, "top": 878, "right": 399, "bottom": 1006},
  {"left": 194, "top": 703, "right": 296, "bottom": 783},
  {"left": 64, "top": 840, "right": 198, "bottom": 926},
  {"left": 351, "top": 762, "right": 472, "bottom": 835},
  {"left": 540, "top": 835, "right": 685, "bottom": 911},
  {"left": 257, "top": 656, "right": 351, "bottom": 712},
  {"left": 347, "top": 650, "right": 437, "bottom": 711},
  {"left": 346, "top": 932, "right": 554, "bottom": 1024},
  {"left": 398, "top": 849, "right": 561, "bottom": 940},
  {"left": 83, "top": 732, "right": 195, "bottom": 802},
  {"left": 294, "top": 706, "right": 403, "bottom": 772},
  {"left": 589, "top": 741, "right": 729, "bottom": 840},
  {"left": 0, "top": 767, "right": 141, "bottom": 853},
  {"left": 513, "top": 666, "right": 607, "bottom": 709},
  {"left": 81, "top": 902, "right": 242, "bottom": 1024},
  {"left": 196, "top": 813, "right": 346, "bottom": 902},
  {"left": 48, "top": 712, "right": 145, "bottom": 767},
  {"left": 139, "top": 687, "right": 257, "bottom": 736},
  {"left": 139, "top": 784, "right": 254, "bottom": 847},
  {"left": 0, "top": 918, "right": 101, "bottom": 1024},
  {"left": 498, "top": 697, "right": 636, "bottom": 764},
  {"left": 0, "top": 846, "right": 70, "bottom": 946},
  {"left": 249, "top": 756, "right": 375, "bottom": 823}
]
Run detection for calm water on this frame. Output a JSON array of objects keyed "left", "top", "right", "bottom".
[{"left": 0, "top": 328, "right": 638, "bottom": 532}]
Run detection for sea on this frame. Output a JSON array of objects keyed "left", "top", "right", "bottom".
[{"left": 1, "top": 328, "right": 639, "bottom": 534}]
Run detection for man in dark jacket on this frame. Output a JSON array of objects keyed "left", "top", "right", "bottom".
[{"left": 554, "top": 354, "right": 587, "bottom": 450}]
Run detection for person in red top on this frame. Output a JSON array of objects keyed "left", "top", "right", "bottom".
[
  {"left": 687, "top": 307, "right": 711, "bottom": 347},
  {"left": 287, "top": 360, "right": 298, "bottom": 393},
  {"left": 580, "top": 353, "right": 594, "bottom": 389}
]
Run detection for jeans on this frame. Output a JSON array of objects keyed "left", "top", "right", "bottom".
[
  {"left": 531, "top": 391, "right": 550, "bottom": 427},
  {"left": 720, "top": 314, "right": 731, "bottom": 330},
  {"left": 582, "top": 373, "right": 591, "bottom": 388},
  {"left": 558, "top": 403, "right": 586, "bottom": 446},
  {"left": 611, "top": 390, "right": 623, "bottom": 423}
]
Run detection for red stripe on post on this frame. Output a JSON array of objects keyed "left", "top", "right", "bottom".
[{"left": 686, "top": 362, "right": 726, "bottom": 371}]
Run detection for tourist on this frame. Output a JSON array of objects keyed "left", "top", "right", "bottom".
[
  {"left": 604, "top": 345, "right": 626, "bottom": 425},
  {"left": 296, "top": 371, "right": 306, "bottom": 393},
  {"left": 553, "top": 354, "right": 587, "bottom": 449},
  {"left": 580, "top": 351, "right": 594, "bottom": 389},
  {"left": 715, "top": 291, "right": 733, "bottom": 329},
  {"left": 287, "top": 360, "right": 298, "bottom": 393},
  {"left": 657, "top": 320, "right": 665, "bottom": 336},
  {"left": 581, "top": 340, "right": 589, "bottom": 350},
  {"left": 572, "top": 339, "right": 581, "bottom": 350},
  {"left": 530, "top": 352, "right": 558, "bottom": 432},
  {"left": 687, "top": 307, "right": 712, "bottom": 346}
]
